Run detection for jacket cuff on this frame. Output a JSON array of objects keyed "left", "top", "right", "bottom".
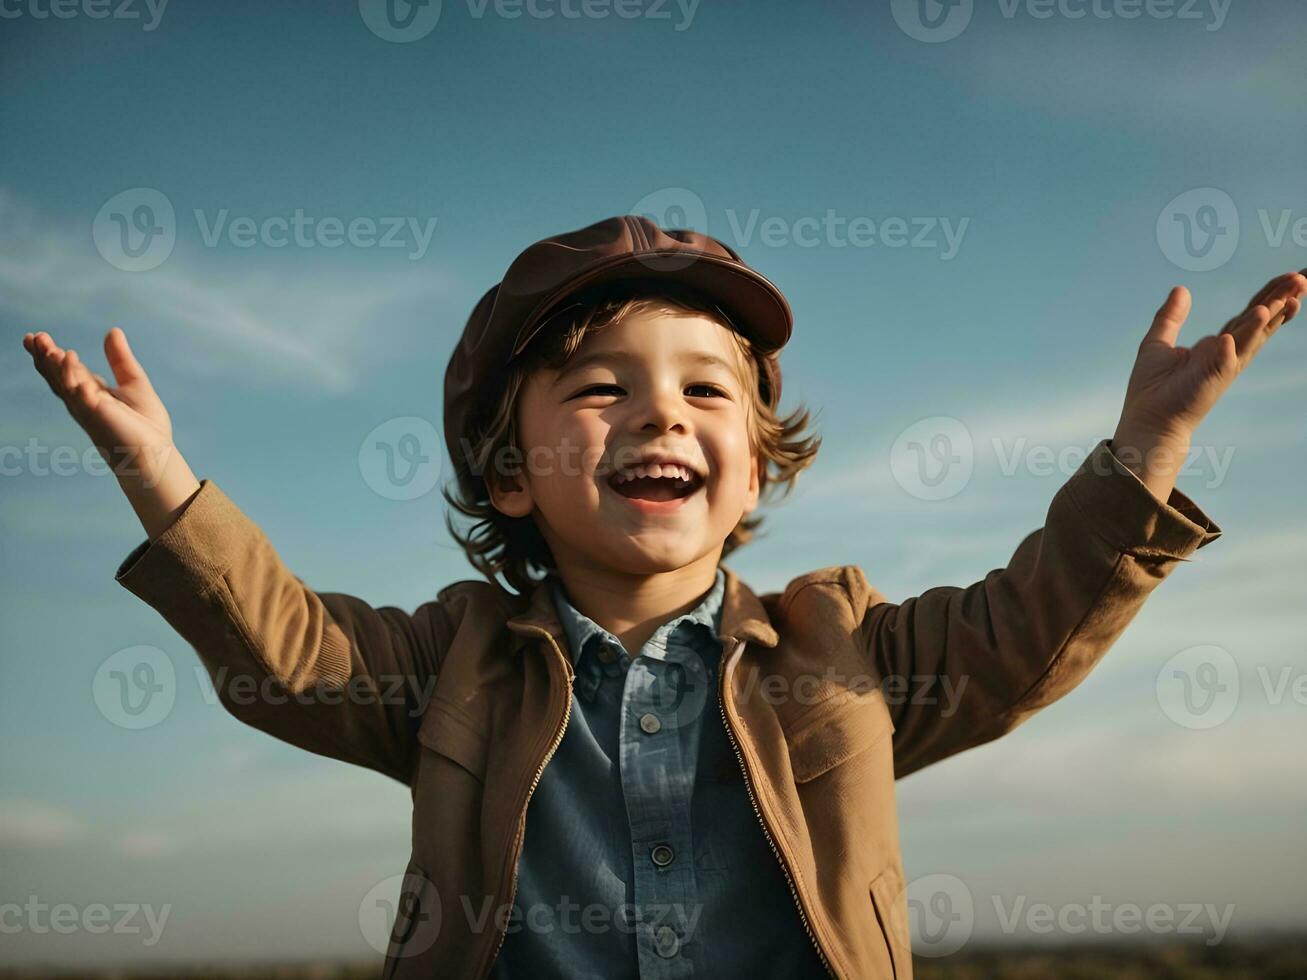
[
  {"left": 1065, "top": 438, "right": 1222, "bottom": 562},
  {"left": 115, "top": 479, "right": 247, "bottom": 600}
]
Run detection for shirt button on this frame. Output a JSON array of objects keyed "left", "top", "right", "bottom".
[
  {"left": 653, "top": 925, "right": 680, "bottom": 958},
  {"left": 597, "top": 643, "right": 617, "bottom": 664},
  {"left": 650, "top": 843, "right": 674, "bottom": 867},
  {"left": 639, "top": 712, "right": 661, "bottom": 734}
]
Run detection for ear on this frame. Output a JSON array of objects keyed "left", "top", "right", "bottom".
[
  {"left": 742, "top": 453, "right": 762, "bottom": 515},
  {"left": 486, "top": 466, "right": 535, "bottom": 519}
]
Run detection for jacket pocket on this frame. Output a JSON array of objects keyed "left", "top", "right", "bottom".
[
  {"left": 381, "top": 861, "right": 443, "bottom": 980},
  {"left": 416, "top": 696, "right": 490, "bottom": 783},
  {"left": 785, "top": 690, "right": 895, "bottom": 784},
  {"left": 869, "top": 868, "right": 912, "bottom": 980}
]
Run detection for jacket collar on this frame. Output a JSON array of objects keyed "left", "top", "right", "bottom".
[{"left": 505, "top": 563, "right": 780, "bottom": 654}]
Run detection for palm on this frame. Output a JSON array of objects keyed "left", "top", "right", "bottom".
[
  {"left": 1118, "top": 271, "right": 1307, "bottom": 439},
  {"left": 23, "top": 327, "right": 173, "bottom": 472}
]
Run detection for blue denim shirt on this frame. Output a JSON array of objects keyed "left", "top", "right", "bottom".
[{"left": 490, "top": 567, "right": 829, "bottom": 978}]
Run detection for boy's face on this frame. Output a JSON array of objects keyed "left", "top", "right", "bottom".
[{"left": 491, "top": 308, "right": 761, "bottom": 577}]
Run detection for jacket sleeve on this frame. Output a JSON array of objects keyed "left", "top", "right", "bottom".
[
  {"left": 114, "top": 479, "right": 459, "bottom": 786},
  {"left": 853, "top": 437, "right": 1222, "bottom": 779}
]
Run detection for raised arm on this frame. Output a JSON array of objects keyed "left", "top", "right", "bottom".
[
  {"left": 855, "top": 269, "right": 1304, "bottom": 778},
  {"left": 855, "top": 436, "right": 1220, "bottom": 778},
  {"left": 24, "top": 327, "right": 457, "bottom": 784},
  {"left": 112, "top": 479, "right": 459, "bottom": 784}
]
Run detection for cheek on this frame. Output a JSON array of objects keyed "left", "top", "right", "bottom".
[
  {"left": 708, "top": 423, "right": 756, "bottom": 495},
  {"left": 523, "top": 415, "right": 611, "bottom": 492}
]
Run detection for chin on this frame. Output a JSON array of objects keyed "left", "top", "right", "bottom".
[{"left": 601, "top": 541, "right": 709, "bottom": 576}]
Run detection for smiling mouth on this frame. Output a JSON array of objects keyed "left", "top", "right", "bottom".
[{"left": 606, "top": 471, "right": 704, "bottom": 502}]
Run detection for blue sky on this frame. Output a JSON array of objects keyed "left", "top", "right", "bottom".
[{"left": 2, "top": 0, "right": 1305, "bottom": 967}]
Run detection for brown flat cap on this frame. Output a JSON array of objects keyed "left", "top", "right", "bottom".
[{"left": 443, "top": 214, "right": 792, "bottom": 492}]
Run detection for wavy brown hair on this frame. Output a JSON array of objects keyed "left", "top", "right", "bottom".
[{"left": 442, "top": 280, "right": 822, "bottom": 595}]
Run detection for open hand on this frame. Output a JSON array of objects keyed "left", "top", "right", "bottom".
[
  {"left": 1115, "top": 270, "right": 1307, "bottom": 447},
  {"left": 22, "top": 327, "right": 175, "bottom": 477}
]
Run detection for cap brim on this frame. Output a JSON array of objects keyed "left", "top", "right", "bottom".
[{"left": 509, "top": 251, "right": 792, "bottom": 361}]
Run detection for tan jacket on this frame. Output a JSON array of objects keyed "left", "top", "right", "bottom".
[{"left": 114, "top": 437, "right": 1220, "bottom": 979}]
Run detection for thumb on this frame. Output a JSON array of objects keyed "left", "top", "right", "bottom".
[
  {"left": 104, "top": 327, "right": 152, "bottom": 389},
  {"left": 1142, "top": 286, "right": 1192, "bottom": 348}
]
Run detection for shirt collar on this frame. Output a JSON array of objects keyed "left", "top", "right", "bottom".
[
  {"left": 505, "top": 562, "right": 780, "bottom": 657},
  {"left": 551, "top": 566, "right": 726, "bottom": 665}
]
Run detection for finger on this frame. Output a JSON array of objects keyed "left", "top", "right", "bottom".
[
  {"left": 1211, "top": 332, "right": 1239, "bottom": 380},
  {"left": 31, "top": 332, "right": 65, "bottom": 364},
  {"left": 64, "top": 348, "right": 104, "bottom": 402},
  {"left": 61, "top": 349, "right": 86, "bottom": 397},
  {"left": 1267, "top": 295, "right": 1301, "bottom": 333},
  {"left": 104, "top": 327, "right": 151, "bottom": 389},
  {"left": 1225, "top": 296, "right": 1290, "bottom": 372},
  {"left": 1222, "top": 275, "right": 1302, "bottom": 337},
  {"left": 29, "top": 333, "right": 69, "bottom": 394},
  {"left": 1242, "top": 272, "right": 1296, "bottom": 314},
  {"left": 1143, "top": 286, "right": 1191, "bottom": 348}
]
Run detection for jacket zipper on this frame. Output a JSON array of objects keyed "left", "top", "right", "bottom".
[
  {"left": 480, "top": 626, "right": 574, "bottom": 978},
  {"left": 719, "top": 637, "right": 836, "bottom": 978}
]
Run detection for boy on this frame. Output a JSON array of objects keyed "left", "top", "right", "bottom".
[{"left": 21, "top": 215, "right": 1306, "bottom": 979}]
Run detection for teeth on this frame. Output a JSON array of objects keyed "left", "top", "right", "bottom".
[{"left": 611, "top": 462, "right": 695, "bottom": 484}]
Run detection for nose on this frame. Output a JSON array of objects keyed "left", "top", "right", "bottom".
[{"left": 631, "top": 378, "right": 689, "bottom": 435}]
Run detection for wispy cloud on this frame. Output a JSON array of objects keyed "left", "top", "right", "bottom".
[
  {"left": 0, "top": 188, "right": 448, "bottom": 395},
  {"left": 0, "top": 798, "right": 86, "bottom": 846}
]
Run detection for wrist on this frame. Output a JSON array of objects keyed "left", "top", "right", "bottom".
[
  {"left": 1109, "top": 427, "right": 1189, "bottom": 505},
  {"left": 115, "top": 443, "right": 201, "bottom": 542}
]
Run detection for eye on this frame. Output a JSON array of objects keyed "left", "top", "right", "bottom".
[
  {"left": 686, "top": 383, "right": 726, "bottom": 398},
  {"left": 575, "top": 384, "right": 623, "bottom": 398}
]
